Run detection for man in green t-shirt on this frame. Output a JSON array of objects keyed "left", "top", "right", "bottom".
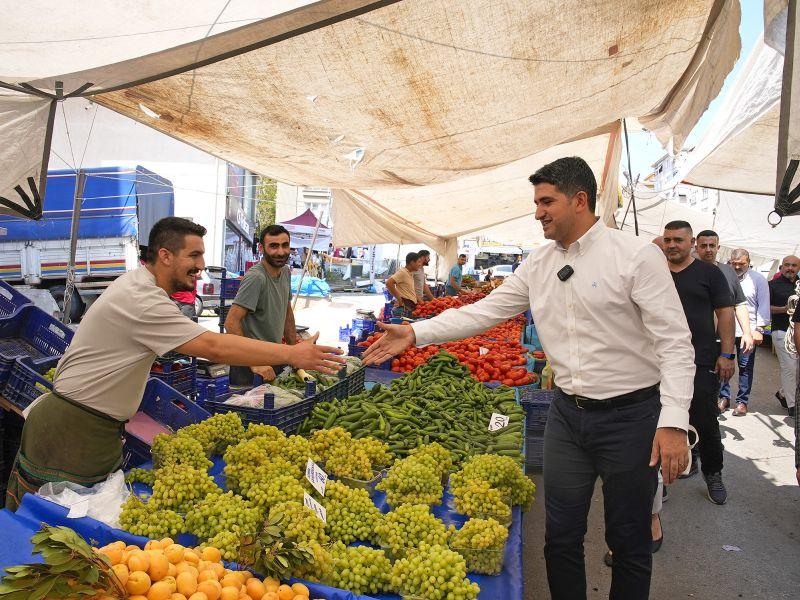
[{"left": 225, "top": 224, "right": 296, "bottom": 384}]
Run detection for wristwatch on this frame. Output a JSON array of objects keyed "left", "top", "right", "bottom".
[{"left": 720, "top": 352, "right": 735, "bottom": 360}]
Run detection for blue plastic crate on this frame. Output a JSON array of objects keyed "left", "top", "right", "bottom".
[
  {"left": 199, "top": 391, "right": 319, "bottom": 435},
  {"left": 220, "top": 277, "right": 241, "bottom": 299},
  {"left": 338, "top": 325, "right": 351, "bottom": 342},
  {"left": 0, "top": 305, "right": 73, "bottom": 386},
  {"left": 0, "top": 281, "right": 31, "bottom": 318},
  {"left": 525, "top": 432, "right": 544, "bottom": 471},
  {"left": 3, "top": 355, "right": 59, "bottom": 410},
  {"left": 150, "top": 357, "right": 196, "bottom": 397},
  {"left": 122, "top": 378, "right": 212, "bottom": 469},
  {"left": 352, "top": 318, "right": 376, "bottom": 334},
  {"left": 195, "top": 375, "right": 230, "bottom": 402},
  {"left": 345, "top": 366, "right": 366, "bottom": 396},
  {"left": 519, "top": 389, "right": 554, "bottom": 432}
]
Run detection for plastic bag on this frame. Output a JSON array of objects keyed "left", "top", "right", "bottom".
[
  {"left": 224, "top": 383, "right": 304, "bottom": 409},
  {"left": 37, "top": 470, "right": 129, "bottom": 529}
]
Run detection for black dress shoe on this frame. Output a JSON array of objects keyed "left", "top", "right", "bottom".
[
  {"left": 776, "top": 391, "right": 788, "bottom": 409},
  {"left": 789, "top": 406, "right": 796, "bottom": 418}
]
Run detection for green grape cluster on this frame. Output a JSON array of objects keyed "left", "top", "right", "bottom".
[
  {"left": 376, "top": 455, "right": 443, "bottom": 506},
  {"left": 409, "top": 442, "right": 453, "bottom": 477},
  {"left": 124, "top": 468, "right": 155, "bottom": 487},
  {"left": 184, "top": 490, "right": 262, "bottom": 542},
  {"left": 449, "top": 518, "right": 508, "bottom": 575},
  {"left": 323, "top": 481, "right": 382, "bottom": 544},
  {"left": 177, "top": 412, "right": 245, "bottom": 454},
  {"left": 309, "top": 427, "right": 352, "bottom": 462},
  {"left": 323, "top": 541, "right": 394, "bottom": 596},
  {"left": 391, "top": 543, "right": 480, "bottom": 600},
  {"left": 450, "top": 478, "right": 511, "bottom": 524},
  {"left": 375, "top": 504, "right": 450, "bottom": 559},
  {"left": 456, "top": 453, "right": 535, "bottom": 508},
  {"left": 278, "top": 435, "right": 313, "bottom": 470},
  {"left": 292, "top": 541, "right": 332, "bottom": 582},
  {"left": 245, "top": 475, "right": 305, "bottom": 510},
  {"left": 119, "top": 495, "right": 184, "bottom": 538},
  {"left": 226, "top": 457, "right": 300, "bottom": 496},
  {"left": 148, "top": 464, "right": 220, "bottom": 513},
  {"left": 268, "top": 501, "right": 329, "bottom": 545},
  {"left": 354, "top": 437, "right": 394, "bottom": 468},
  {"left": 151, "top": 433, "right": 212, "bottom": 471},
  {"left": 43, "top": 367, "right": 56, "bottom": 382},
  {"left": 326, "top": 443, "right": 372, "bottom": 481},
  {"left": 205, "top": 530, "right": 243, "bottom": 562},
  {"left": 244, "top": 423, "right": 286, "bottom": 441}
]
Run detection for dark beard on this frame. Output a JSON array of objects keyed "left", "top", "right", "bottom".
[{"left": 266, "top": 255, "right": 288, "bottom": 269}]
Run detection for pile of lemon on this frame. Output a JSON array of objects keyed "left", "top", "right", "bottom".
[{"left": 94, "top": 537, "right": 311, "bottom": 600}]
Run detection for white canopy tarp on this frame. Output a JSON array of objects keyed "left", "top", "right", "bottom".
[{"left": 0, "top": 0, "right": 740, "bottom": 246}]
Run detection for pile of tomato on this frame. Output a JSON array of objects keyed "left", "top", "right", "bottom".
[
  {"left": 411, "top": 292, "right": 486, "bottom": 318},
  {"left": 479, "top": 315, "right": 526, "bottom": 342}
]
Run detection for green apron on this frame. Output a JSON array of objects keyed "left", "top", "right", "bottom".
[{"left": 5, "top": 391, "right": 126, "bottom": 511}]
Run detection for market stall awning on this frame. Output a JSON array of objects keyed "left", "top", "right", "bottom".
[
  {"left": 280, "top": 208, "right": 329, "bottom": 230},
  {"left": 279, "top": 208, "right": 332, "bottom": 250},
  {"left": 0, "top": 0, "right": 741, "bottom": 241}
]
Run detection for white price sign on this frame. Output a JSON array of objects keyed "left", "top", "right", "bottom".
[
  {"left": 479, "top": 346, "right": 489, "bottom": 356},
  {"left": 488, "top": 412, "right": 510, "bottom": 432},
  {"left": 303, "top": 492, "right": 327, "bottom": 523},
  {"left": 305, "top": 459, "right": 328, "bottom": 496}
]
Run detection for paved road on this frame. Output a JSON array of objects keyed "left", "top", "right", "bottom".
[{"left": 523, "top": 344, "right": 800, "bottom": 599}]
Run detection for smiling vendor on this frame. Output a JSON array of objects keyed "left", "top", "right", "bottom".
[{"left": 5, "top": 217, "right": 344, "bottom": 510}]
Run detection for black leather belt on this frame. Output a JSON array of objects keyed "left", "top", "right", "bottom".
[{"left": 557, "top": 384, "right": 659, "bottom": 411}]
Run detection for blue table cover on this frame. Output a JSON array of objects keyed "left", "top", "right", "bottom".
[{"left": 0, "top": 457, "right": 524, "bottom": 600}]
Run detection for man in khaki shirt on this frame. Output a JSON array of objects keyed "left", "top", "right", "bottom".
[
  {"left": 386, "top": 252, "right": 421, "bottom": 318},
  {"left": 6, "top": 217, "right": 344, "bottom": 511}
]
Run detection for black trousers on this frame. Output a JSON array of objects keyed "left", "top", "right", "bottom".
[
  {"left": 543, "top": 387, "right": 660, "bottom": 600},
  {"left": 689, "top": 367, "right": 723, "bottom": 475}
]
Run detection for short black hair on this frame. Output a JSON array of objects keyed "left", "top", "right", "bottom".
[
  {"left": 664, "top": 220, "right": 693, "bottom": 234},
  {"left": 530, "top": 156, "right": 597, "bottom": 212},
  {"left": 146, "top": 217, "right": 206, "bottom": 263},
  {"left": 417, "top": 249, "right": 431, "bottom": 257},
  {"left": 405, "top": 251, "right": 419, "bottom": 264},
  {"left": 696, "top": 229, "right": 719, "bottom": 240},
  {"left": 260, "top": 224, "right": 290, "bottom": 246},
  {"left": 458, "top": 253, "right": 467, "bottom": 259}
]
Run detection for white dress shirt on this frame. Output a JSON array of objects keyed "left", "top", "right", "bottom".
[
  {"left": 736, "top": 268, "right": 771, "bottom": 337},
  {"left": 412, "top": 219, "right": 696, "bottom": 430}
]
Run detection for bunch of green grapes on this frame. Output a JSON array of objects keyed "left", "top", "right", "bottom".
[
  {"left": 148, "top": 464, "right": 220, "bottom": 513},
  {"left": 292, "top": 541, "right": 332, "bottom": 582},
  {"left": 43, "top": 367, "right": 56, "bottom": 382},
  {"left": 323, "top": 542, "right": 394, "bottom": 596},
  {"left": 456, "top": 454, "right": 535, "bottom": 508},
  {"left": 119, "top": 495, "right": 184, "bottom": 538},
  {"left": 354, "top": 437, "right": 394, "bottom": 468},
  {"left": 309, "top": 427, "right": 352, "bottom": 462},
  {"left": 449, "top": 518, "right": 509, "bottom": 575},
  {"left": 376, "top": 455, "right": 443, "bottom": 506},
  {"left": 409, "top": 442, "right": 453, "bottom": 477},
  {"left": 226, "top": 457, "right": 300, "bottom": 496},
  {"left": 323, "top": 481, "right": 382, "bottom": 544},
  {"left": 268, "top": 501, "right": 329, "bottom": 545},
  {"left": 374, "top": 504, "right": 449, "bottom": 558},
  {"left": 450, "top": 478, "right": 511, "bottom": 524},
  {"left": 151, "top": 433, "right": 212, "bottom": 471},
  {"left": 244, "top": 422, "right": 286, "bottom": 441},
  {"left": 275, "top": 434, "right": 313, "bottom": 470},
  {"left": 184, "top": 490, "right": 262, "bottom": 542},
  {"left": 205, "top": 530, "right": 243, "bottom": 562},
  {"left": 325, "top": 444, "right": 372, "bottom": 481},
  {"left": 177, "top": 412, "right": 245, "bottom": 454},
  {"left": 124, "top": 468, "right": 155, "bottom": 487},
  {"left": 391, "top": 543, "right": 480, "bottom": 600},
  {"left": 245, "top": 475, "right": 305, "bottom": 511}
]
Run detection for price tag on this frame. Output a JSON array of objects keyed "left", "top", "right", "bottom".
[
  {"left": 303, "top": 492, "right": 327, "bottom": 523},
  {"left": 305, "top": 459, "right": 328, "bottom": 496},
  {"left": 66, "top": 499, "right": 90, "bottom": 519},
  {"left": 479, "top": 347, "right": 489, "bottom": 356},
  {"left": 488, "top": 412, "right": 510, "bottom": 432}
]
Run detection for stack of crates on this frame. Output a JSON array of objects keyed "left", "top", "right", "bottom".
[
  {"left": 217, "top": 270, "right": 242, "bottom": 333},
  {"left": 518, "top": 388, "right": 554, "bottom": 471}
]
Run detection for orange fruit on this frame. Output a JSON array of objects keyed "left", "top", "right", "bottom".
[
  {"left": 147, "top": 581, "right": 173, "bottom": 600},
  {"left": 127, "top": 544, "right": 142, "bottom": 552},
  {"left": 276, "top": 585, "right": 294, "bottom": 600},
  {"left": 201, "top": 547, "right": 222, "bottom": 563},
  {"left": 171, "top": 595, "right": 188, "bottom": 600},
  {"left": 129, "top": 596, "right": 148, "bottom": 600},
  {"left": 149, "top": 553, "right": 171, "bottom": 582},
  {"left": 290, "top": 583, "right": 309, "bottom": 597},
  {"left": 128, "top": 552, "right": 151, "bottom": 573},
  {"left": 262, "top": 593, "right": 279, "bottom": 600},
  {"left": 198, "top": 570, "right": 219, "bottom": 583},
  {"left": 263, "top": 578, "right": 279, "bottom": 593},
  {"left": 112, "top": 563, "right": 130, "bottom": 586},
  {"left": 220, "top": 574, "right": 241, "bottom": 589},
  {"left": 126, "top": 571, "right": 151, "bottom": 596},
  {"left": 197, "top": 580, "right": 221, "bottom": 600},
  {"left": 209, "top": 563, "right": 225, "bottom": 579},
  {"left": 176, "top": 571, "right": 198, "bottom": 597},
  {"left": 238, "top": 595, "right": 253, "bottom": 600},
  {"left": 161, "top": 576, "right": 178, "bottom": 593},
  {"left": 244, "top": 578, "right": 266, "bottom": 600},
  {"left": 219, "top": 589, "right": 239, "bottom": 600},
  {"left": 188, "top": 594, "right": 209, "bottom": 600},
  {"left": 168, "top": 563, "right": 178, "bottom": 578},
  {"left": 175, "top": 563, "right": 199, "bottom": 578},
  {"left": 165, "top": 544, "right": 186, "bottom": 564},
  {"left": 99, "top": 545, "right": 124, "bottom": 565},
  {"left": 160, "top": 538, "right": 176, "bottom": 549},
  {"left": 184, "top": 550, "right": 200, "bottom": 565},
  {"left": 145, "top": 540, "right": 162, "bottom": 551}
]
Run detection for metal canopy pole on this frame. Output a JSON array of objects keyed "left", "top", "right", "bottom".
[
  {"left": 292, "top": 216, "right": 323, "bottom": 310},
  {"left": 622, "top": 119, "right": 640, "bottom": 236},
  {"left": 62, "top": 169, "right": 86, "bottom": 324}
]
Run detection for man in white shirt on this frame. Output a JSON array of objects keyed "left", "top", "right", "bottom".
[
  {"left": 363, "top": 157, "right": 695, "bottom": 600},
  {"left": 719, "top": 249, "right": 770, "bottom": 416}
]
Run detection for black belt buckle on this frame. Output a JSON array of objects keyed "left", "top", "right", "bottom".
[{"left": 574, "top": 395, "right": 593, "bottom": 410}]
